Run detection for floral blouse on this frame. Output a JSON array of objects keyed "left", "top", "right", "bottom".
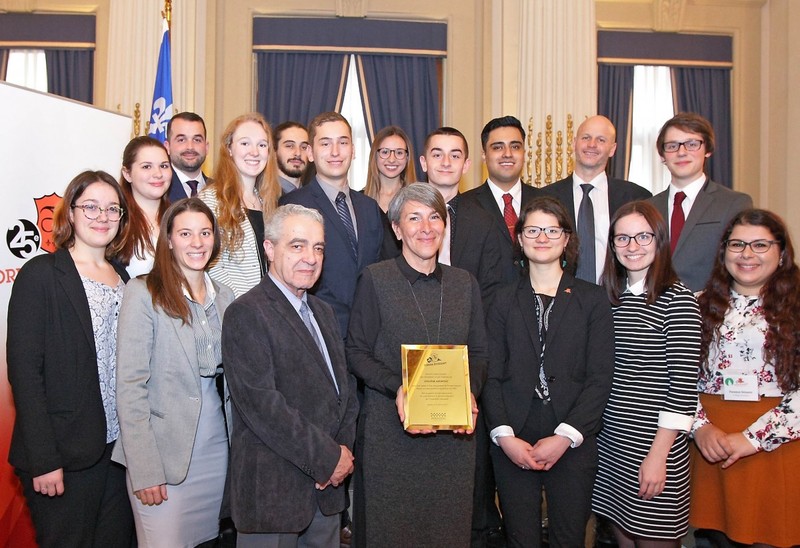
[
  {"left": 82, "top": 275, "right": 125, "bottom": 444},
  {"left": 693, "top": 291, "right": 800, "bottom": 452}
]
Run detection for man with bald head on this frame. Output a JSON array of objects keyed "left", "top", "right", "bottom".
[{"left": 542, "top": 115, "right": 651, "bottom": 283}]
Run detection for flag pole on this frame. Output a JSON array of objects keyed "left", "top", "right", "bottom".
[{"left": 163, "top": 0, "right": 172, "bottom": 33}]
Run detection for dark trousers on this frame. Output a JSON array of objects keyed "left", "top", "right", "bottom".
[
  {"left": 16, "top": 442, "right": 134, "bottom": 548},
  {"left": 491, "top": 400, "right": 597, "bottom": 548},
  {"left": 472, "top": 410, "right": 503, "bottom": 544}
]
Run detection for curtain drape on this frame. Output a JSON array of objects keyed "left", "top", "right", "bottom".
[
  {"left": 597, "top": 63, "right": 634, "bottom": 181},
  {"left": 255, "top": 52, "right": 349, "bottom": 127},
  {"left": 44, "top": 49, "right": 93, "bottom": 103},
  {"left": 355, "top": 54, "right": 440, "bottom": 177},
  {"left": 0, "top": 49, "right": 8, "bottom": 81},
  {"left": 672, "top": 67, "right": 733, "bottom": 188}
]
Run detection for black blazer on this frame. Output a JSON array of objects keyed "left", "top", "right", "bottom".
[
  {"left": 460, "top": 181, "right": 539, "bottom": 284},
  {"left": 541, "top": 175, "right": 652, "bottom": 231},
  {"left": 482, "top": 274, "right": 614, "bottom": 439},
  {"left": 167, "top": 171, "right": 211, "bottom": 203},
  {"left": 649, "top": 179, "right": 752, "bottom": 292},
  {"left": 450, "top": 196, "right": 504, "bottom": 310},
  {"left": 7, "top": 248, "right": 130, "bottom": 476},
  {"left": 280, "top": 178, "right": 384, "bottom": 336},
  {"left": 222, "top": 275, "right": 359, "bottom": 533}
]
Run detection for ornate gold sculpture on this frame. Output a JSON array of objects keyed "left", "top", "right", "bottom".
[{"left": 525, "top": 113, "right": 576, "bottom": 187}]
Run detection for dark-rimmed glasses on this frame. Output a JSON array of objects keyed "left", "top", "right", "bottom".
[
  {"left": 662, "top": 139, "right": 704, "bottom": 153},
  {"left": 521, "top": 226, "right": 566, "bottom": 240},
  {"left": 725, "top": 239, "right": 780, "bottom": 254},
  {"left": 377, "top": 148, "right": 408, "bottom": 160},
  {"left": 612, "top": 232, "right": 655, "bottom": 247}
]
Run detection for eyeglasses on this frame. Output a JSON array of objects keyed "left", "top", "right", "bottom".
[
  {"left": 612, "top": 232, "right": 655, "bottom": 247},
  {"left": 377, "top": 148, "right": 408, "bottom": 160},
  {"left": 725, "top": 239, "right": 780, "bottom": 254},
  {"left": 72, "top": 203, "right": 124, "bottom": 222},
  {"left": 521, "top": 226, "right": 566, "bottom": 239},
  {"left": 662, "top": 139, "right": 704, "bottom": 153}
]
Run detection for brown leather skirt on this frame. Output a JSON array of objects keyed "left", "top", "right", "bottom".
[{"left": 690, "top": 394, "right": 800, "bottom": 547}]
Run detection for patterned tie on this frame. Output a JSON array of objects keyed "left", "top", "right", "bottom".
[
  {"left": 670, "top": 191, "right": 687, "bottom": 254},
  {"left": 335, "top": 192, "right": 358, "bottom": 259},
  {"left": 576, "top": 184, "right": 596, "bottom": 282},
  {"left": 299, "top": 301, "right": 324, "bottom": 355},
  {"left": 502, "top": 193, "right": 517, "bottom": 241},
  {"left": 186, "top": 180, "right": 199, "bottom": 197}
]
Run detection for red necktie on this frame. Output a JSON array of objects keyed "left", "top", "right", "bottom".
[
  {"left": 502, "top": 193, "right": 517, "bottom": 241},
  {"left": 670, "top": 191, "right": 687, "bottom": 254}
]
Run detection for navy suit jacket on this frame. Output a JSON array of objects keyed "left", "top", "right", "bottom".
[
  {"left": 222, "top": 275, "right": 358, "bottom": 532},
  {"left": 649, "top": 179, "right": 752, "bottom": 291},
  {"left": 167, "top": 170, "right": 211, "bottom": 203},
  {"left": 279, "top": 178, "right": 384, "bottom": 336},
  {"left": 460, "top": 181, "right": 539, "bottom": 284}
]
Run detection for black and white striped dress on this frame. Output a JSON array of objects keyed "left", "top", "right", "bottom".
[{"left": 592, "top": 282, "right": 701, "bottom": 539}]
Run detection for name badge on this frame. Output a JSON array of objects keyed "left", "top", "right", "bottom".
[{"left": 722, "top": 373, "right": 759, "bottom": 401}]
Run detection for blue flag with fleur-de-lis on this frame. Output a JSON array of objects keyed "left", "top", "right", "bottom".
[{"left": 148, "top": 18, "right": 173, "bottom": 143}]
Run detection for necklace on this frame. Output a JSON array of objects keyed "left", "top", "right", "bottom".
[{"left": 407, "top": 277, "right": 444, "bottom": 344}]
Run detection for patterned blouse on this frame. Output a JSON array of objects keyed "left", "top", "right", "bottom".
[
  {"left": 693, "top": 291, "right": 800, "bottom": 451},
  {"left": 81, "top": 275, "right": 125, "bottom": 443}
]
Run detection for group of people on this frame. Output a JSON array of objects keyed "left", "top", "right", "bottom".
[{"left": 6, "top": 108, "right": 799, "bottom": 548}]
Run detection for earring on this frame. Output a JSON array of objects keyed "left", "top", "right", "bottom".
[{"left": 779, "top": 257, "right": 784, "bottom": 267}]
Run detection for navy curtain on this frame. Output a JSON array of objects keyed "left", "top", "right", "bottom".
[
  {"left": 672, "top": 67, "right": 732, "bottom": 188},
  {"left": 356, "top": 54, "right": 440, "bottom": 177},
  {"left": 597, "top": 64, "right": 634, "bottom": 181},
  {"left": 256, "top": 52, "right": 349, "bottom": 127},
  {"left": 44, "top": 49, "right": 94, "bottom": 103}
]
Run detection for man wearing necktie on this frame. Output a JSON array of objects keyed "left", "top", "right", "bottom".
[
  {"left": 541, "top": 115, "right": 651, "bottom": 284},
  {"left": 222, "top": 204, "right": 358, "bottom": 548},
  {"left": 648, "top": 113, "right": 752, "bottom": 291},
  {"left": 165, "top": 112, "right": 213, "bottom": 202},
  {"left": 280, "top": 112, "right": 384, "bottom": 338}
]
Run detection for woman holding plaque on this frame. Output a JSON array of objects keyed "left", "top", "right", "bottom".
[
  {"left": 347, "top": 183, "right": 489, "bottom": 547},
  {"left": 482, "top": 196, "right": 614, "bottom": 548},
  {"left": 690, "top": 209, "right": 800, "bottom": 547}
]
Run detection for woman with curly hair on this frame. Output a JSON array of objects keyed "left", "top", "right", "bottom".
[
  {"left": 117, "top": 136, "right": 172, "bottom": 277},
  {"left": 691, "top": 209, "right": 800, "bottom": 548},
  {"left": 199, "top": 113, "right": 281, "bottom": 297}
]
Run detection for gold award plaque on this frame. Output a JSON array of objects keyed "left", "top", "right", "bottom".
[{"left": 401, "top": 344, "right": 472, "bottom": 431}]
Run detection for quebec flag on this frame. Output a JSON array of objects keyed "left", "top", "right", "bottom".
[{"left": 148, "top": 18, "right": 173, "bottom": 143}]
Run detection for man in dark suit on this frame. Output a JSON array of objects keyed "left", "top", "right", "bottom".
[
  {"left": 222, "top": 204, "right": 359, "bottom": 547},
  {"left": 164, "top": 112, "right": 212, "bottom": 202},
  {"left": 419, "top": 126, "right": 503, "bottom": 308},
  {"left": 648, "top": 112, "right": 752, "bottom": 291},
  {"left": 541, "top": 115, "right": 651, "bottom": 283},
  {"left": 273, "top": 121, "right": 310, "bottom": 194},
  {"left": 279, "top": 111, "right": 384, "bottom": 338},
  {"left": 461, "top": 115, "right": 539, "bottom": 283}
]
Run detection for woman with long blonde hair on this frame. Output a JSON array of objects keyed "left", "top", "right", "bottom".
[{"left": 199, "top": 112, "right": 281, "bottom": 297}]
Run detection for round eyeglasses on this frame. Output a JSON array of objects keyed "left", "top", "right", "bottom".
[
  {"left": 377, "top": 148, "right": 408, "bottom": 160},
  {"left": 521, "top": 226, "right": 566, "bottom": 240},
  {"left": 662, "top": 139, "right": 704, "bottom": 153},
  {"left": 612, "top": 232, "right": 655, "bottom": 247},
  {"left": 72, "top": 203, "right": 124, "bottom": 222},
  {"left": 725, "top": 239, "right": 780, "bottom": 254}
]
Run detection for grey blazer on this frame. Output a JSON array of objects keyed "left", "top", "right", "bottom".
[
  {"left": 649, "top": 179, "right": 752, "bottom": 291},
  {"left": 112, "top": 277, "right": 234, "bottom": 491}
]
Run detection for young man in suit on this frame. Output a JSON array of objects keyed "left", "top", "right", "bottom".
[
  {"left": 222, "top": 205, "right": 359, "bottom": 547},
  {"left": 420, "top": 126, "right": 503, "bottom": 308},
  {"left": 541, "top": 115, "right": 652, "bottom": 283},
  {"left": 279, "top": 111, "right": 384, "bottom": 338},
  {"left": 273, "top": 121, "right": 310, "bottom": 194},
  {"left": 164, "top": 112, "right": 211, "bottom": 202},
  {"left": 461, "top": 115, "right": 539, "bottom": 283},
  {"left": 648, "top": 112, "right": 752, "bottom": 291}
]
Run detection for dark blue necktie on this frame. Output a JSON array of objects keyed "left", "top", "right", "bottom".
[{"left": 335, "top": 192, "right": 358, "bottom": 259}]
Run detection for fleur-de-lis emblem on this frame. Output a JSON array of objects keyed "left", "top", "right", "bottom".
[{"left": 149, "top": 97, "right": 173, "bottom": 136}]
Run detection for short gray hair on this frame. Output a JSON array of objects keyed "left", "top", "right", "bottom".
[
  {"left": 264, "top": 204, "right": 324, "bottom": 242},
  {"left": 387, "top": 182, "right": 447, "bottom": 225}
]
